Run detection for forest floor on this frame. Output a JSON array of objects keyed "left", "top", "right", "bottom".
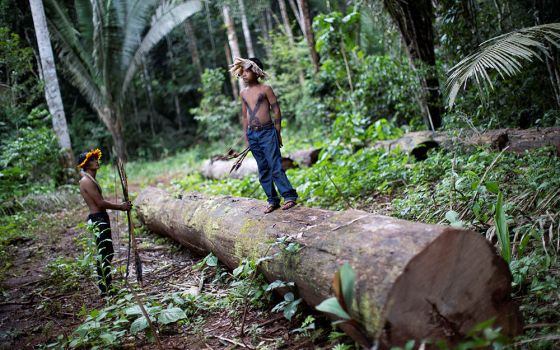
[
  {"left": 1, "top": 144, "right": 559, "bottom": 349},
  {"left": 0, "top": 177, "right": 344, "bottom": 349}
]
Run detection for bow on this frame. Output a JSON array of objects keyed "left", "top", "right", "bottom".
[{"left": 116, "top": 157, "right": 143, "bottom": 285}]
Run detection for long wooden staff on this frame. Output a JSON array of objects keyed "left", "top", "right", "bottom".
[{"left": 116, "top": 157, "right": 143, "bottom": 285}]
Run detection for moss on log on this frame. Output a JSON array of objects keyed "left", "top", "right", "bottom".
[{"left": 135, "top": 187, "right": 522, "bottom": 348}]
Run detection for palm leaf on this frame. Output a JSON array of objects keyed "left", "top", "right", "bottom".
[
  {"left": 119, "top": 0, "right": 159, "bottom": 76},
  {"left": 446, "top": 23, "right": 560, "bottom": 108},
  {"left": 45, "top": 0, "right": 95, "bottom": 74},
  {"left": 49, "top": 24, "right": 105, "bottom": 112},
  {"left": 74, "top": 0, "right": 94, "bottom": 50},
  {"left": 121, "top": 0, "right": 202, "bottom": 96}
]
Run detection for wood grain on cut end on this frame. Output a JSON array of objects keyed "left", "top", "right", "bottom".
[{"left": 382, "top": 229, "right": 522, "bottom": 347}]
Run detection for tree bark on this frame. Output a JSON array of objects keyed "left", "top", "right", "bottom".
[
  {"left": 279, "top": 0, "right": 305, "bottom": 86},
  {"left": 222, "top": 4, "right": 244, "bottom": 93},
  {"left": 224, "top": 43, "right": 239, "bottom": 101},
  {"left": 278, "top": 0, "right": 295, "bottom": 46},
  {"left": 184, "top": 19, "right": 203, "bottom": 79},
  {"left": 297, "top": 0, "right": 320, "bottom": 73},
  {"left": 375, "top": 127, "right": 560, "bottom": 160},
  {"left": 258, "top": 10, "right": 272, "bottom": 59},
  {"left": 165, "top": 36, "right": 183, "bottom": 131},
  {"left": 97, "top": 106, "right": 128, "bottom": 161},
  {"left": 382, "top": 0, "right": 442, "bottom": 130},
  {"left": 238, "top": 0, "right": 255, "bottom": 57},
  {"left": 29, "top": 0, "right": 75, "bottom": 179},
  {"left": 135, "top": 188, "right": 522, "bottom": 348},
  {"left": 288, "top": 0, "right": 306, "bottom": 39}
]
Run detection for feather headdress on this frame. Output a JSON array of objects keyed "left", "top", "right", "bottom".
[{"left": 229, "top": 57, "right": 268, "bottom": 79}]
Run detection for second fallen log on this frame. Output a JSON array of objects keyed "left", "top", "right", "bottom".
[{"left": 135, "top": 187, "right": 522, "bottom": 348}]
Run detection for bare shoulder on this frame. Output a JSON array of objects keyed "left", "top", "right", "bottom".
[
  {"left": 262, "top": 84, "right": 274, "bottom": 92},
  {"left": 240, "top": 87, "right": 248, "bottom": 97},
  {"left": 79, "top": 176, "right": 94, "bottom": 191}
]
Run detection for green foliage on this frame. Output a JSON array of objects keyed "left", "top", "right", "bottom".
[
  {"left": 0, "top": 108, "right": 61, "bottom": 204},
  {"left": 494, "top": 191, "right": 511, "bottom": 263},
  {"left": 316, "top": 262, "right": 355, "bottom": 322},
  {"left": 313, "top": 10, "right": 423, "bottom": 129},
  {"left": 190, "top": 68, "right": 239, "bottom": 143},
  {"left": 0, "top": 27, "right": 42, "bottom": 110}
]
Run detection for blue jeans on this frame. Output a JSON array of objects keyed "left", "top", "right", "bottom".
[{"left": 247, "top": 127, "right": 298, "bottom": 206}]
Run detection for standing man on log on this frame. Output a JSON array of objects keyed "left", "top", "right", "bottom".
[
  {"left": 77, "top": 149, "right": 132, "bottom": 296},
  {"left": 230, "top": 57, "right": 298, "bottom": 213}
]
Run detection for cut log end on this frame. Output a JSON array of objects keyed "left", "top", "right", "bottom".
[{"left": 381, "top": 229, "right": 522, "bottom": 347}]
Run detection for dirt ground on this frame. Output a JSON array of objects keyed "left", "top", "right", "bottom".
[{"left": 0, "top": 204, "right": 339, "bottom": 349}]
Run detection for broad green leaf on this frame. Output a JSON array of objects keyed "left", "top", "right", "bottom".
[
  {"left": 206, "top": 254, "right": 218, "bottom": 267},
  {"left": 495, "top": 192, "right": 511, "bottom": 263},
  {"left": 158, "top": 307, "right": 187, "bottom": 325},
  {"left": 125, "top": 305, "right": 143, "bottom": 316},
  {"left": 485, "top": 181, "right": 500, "bottom": 194},
  {"left": 100, "top": 332, "right": 116, "bottom": 345},
  {"left": 130, "top": 316, "right": 149, "bottom": 335},
  {"left": 316, "top": 297, "right": 351, "bottom": 320},
  {"left": 339, "top": 262, "right": 355, "bottom": 312},
  {"left": 283, "top": 299, "right": 302, "bottom": 321}
]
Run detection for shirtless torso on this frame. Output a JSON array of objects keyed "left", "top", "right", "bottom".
[
  {"left": 78, "top": 163, "right": 131, "bottom": 214},
  {"left": 79, "top": 174, "right": 106, "bottom": 214},
  {"left": 240, "top": 84, "right": 281, "bottom": 130}
]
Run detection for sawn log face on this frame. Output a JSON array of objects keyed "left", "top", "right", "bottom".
[{"left": 135, "top": 187, "right": 522, "bottom": 347}]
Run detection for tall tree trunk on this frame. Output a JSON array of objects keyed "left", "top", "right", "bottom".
[
  {"left": 184, "top": 19, "right": 203, "bottom": 79},
  {"left": 222, "top": 4, "right": 244, "bottom": 93},
  {"left": 288, "top": 0, "right": 306, "bottom": 40},
  {"left": 203, "top": 0, "right": 216, "bottom": 67},
  {"left": 97, "top": 106, "right": 127, "bottom": 161},
  {"left": 140, "top": 56, "right": 157, "bottom": 138},
  {"left": 279, "top": 0, "right": 306, "bottom": 86},
  {"left": 165, "top": 36, "right": 183, "bottom": 131},
  {"left": 238, "top": 0, "right": 255, "bottom": 57},
  {"left": 224, "top": 43, "right": 239, "bottom": 100},
  {"left": 259, "top": 10, "right": 272, "bottom": 59},
  {"left": 29, "top": 0, "right": 75, "bottom": 180},
  {"left": 298, "top": 0, "right": 320, "bottom": 73},
  {"left": 383, "top": 0, "right": 442, "bottom": 130},
  {"left": 278, "top": 0, "right": 295, "bottom": 46}
]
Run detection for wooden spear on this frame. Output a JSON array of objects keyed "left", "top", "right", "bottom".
[{"left": 116, "top": 157, "right": 143, "bottom": 285}]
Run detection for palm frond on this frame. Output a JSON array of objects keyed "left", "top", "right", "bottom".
[
  {"left": 121, "top": 0, "right": 202, "bottom": 96},
  {"left": 74, "top": 0, "right": 94, "bottom": 50},
  {"left": 50, "top": 23, "right": 105, "bottom": 111},
  {"left": 446, "top": 23, "right": 560, "bottom": 108},
  {"left": 91, "top": 0, "right": 106, "bottom": 79},
  {"left": 119, "top": 0, "right": 159, "bottom": 75},
  {"left": 45, "top": 0, "right": 95, "bottom": 74}
]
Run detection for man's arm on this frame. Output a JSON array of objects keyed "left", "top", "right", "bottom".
[
  {"left": 240, "top": 91, "right": 248, "bottom": 146},
  {"left": 266, "top": 86, "right": 283, "bottom": 147},
  {"left": 82, "top": 180, "right": 131, "bottom": 211}
]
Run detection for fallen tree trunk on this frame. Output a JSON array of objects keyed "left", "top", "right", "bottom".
[
  {"left": 135, "top": 187, "right": 522, "bottom": 348},
  {"left": 201, "top": 148, "right": 322, "bottom": 179},
  {"left": 376, "top": 127, "right": 560, "bottom": 160}
]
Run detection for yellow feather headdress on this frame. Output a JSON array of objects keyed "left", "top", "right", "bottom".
[{"left": 77, "top": 148, "right": 102, "bottom": 168}]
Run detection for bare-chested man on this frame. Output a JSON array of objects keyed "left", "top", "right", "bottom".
[
  {"left": 77, "top": 149, "right": 131, "bottom": 296},
  {"left": 230, "top": 57, "right": 298, "bottom": 213}
]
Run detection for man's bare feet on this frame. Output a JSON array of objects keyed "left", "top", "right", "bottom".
[
  {"left": 281, "top": 200, "right": 297, "bottom": 210},
  {"left": 264, "top": 204, "right": 280, "bottom": 214}
]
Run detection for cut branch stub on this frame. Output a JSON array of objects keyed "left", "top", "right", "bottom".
[{"left": 135, "top": 187, "right": 522, "bottom": 348}]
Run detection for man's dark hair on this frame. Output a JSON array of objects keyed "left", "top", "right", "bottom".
[
  {"left": 248, "top": 57, "right": 264, "bottom": 71},
  {"left": 77, "top": 152, "right": 89, "bottom": 166}
]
